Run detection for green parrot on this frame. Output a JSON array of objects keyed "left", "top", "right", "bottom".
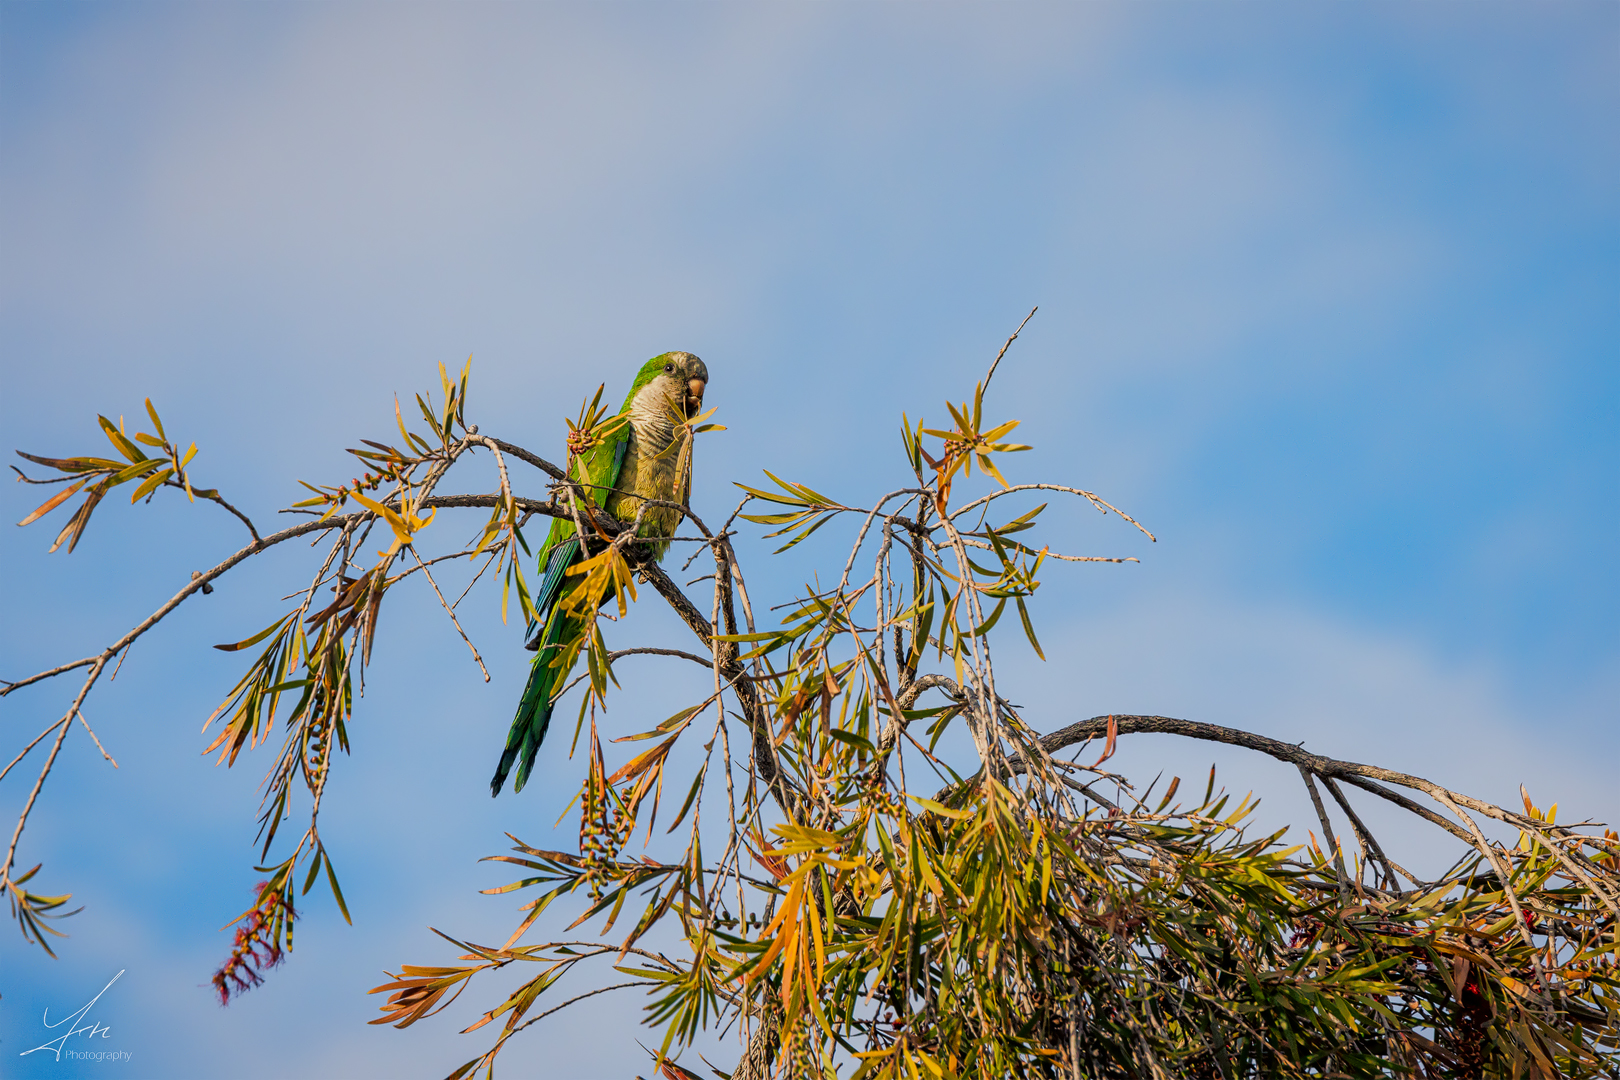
[{"left": 490, "top": 351, "right": 710, "bottom": 797}]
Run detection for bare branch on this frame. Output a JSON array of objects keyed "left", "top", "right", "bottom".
[
  {"left": 0, "top": 717, "right": 70, "bottom": 785},
  {"left": 1298, "top": 765, "right": 1349, "bottom": 900},
  {"left": 1024, "top": 714, "right": 1490, "bottom": 845},
  {"left": 1019, "top": 717, "right": 1618, "bottom": 927},
  {"left": 2, "top": 656, "right": 98, "bottom": 696},
  {"left": 510, "top": 980, "right": 651, "bottom": 1034},
  {"left": 188, "top": 485, "right": 260, "bottom": 542},
  {"left": 949, "top": 483, "right": 1157, "bottom": 543},
  {"left": 877, "top": 673, "right": 963, "bottom": 760},
  {"left": 483, "top": 436, "right": 568, "bottom": 483},
  {"left": 1321, "top": 775, "right": 1400, "bottom": 891}
]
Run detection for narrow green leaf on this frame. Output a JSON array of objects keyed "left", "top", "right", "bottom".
[
  {"left": 971, "top": 597, "right": 1007, "bottom": 637},
  {"left": 827, "top": 728, "right": 875, "bottom": 753},
  {"left": 667, "top": 766, "right": 707, "bottom": 834},
  {"left": 1016, "top": 598, "right": 1044, "bottom": 660},
  {"left": 324, "top": 849, "right": 352, "bottom": 924}
]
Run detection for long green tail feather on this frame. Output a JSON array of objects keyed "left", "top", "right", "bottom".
[
  {"left": 492, "top": 610, "right": 578, "bottom": 796},
  {"left": 498, "top": 536, "right": 580, "bottom": 795},
  {"left": 522, "top": 539, "right": 579, "bottom": 650}
]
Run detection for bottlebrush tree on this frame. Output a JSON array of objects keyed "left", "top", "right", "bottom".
[{"left": 7, "top": 322, "right": 1617, "bottom": 1079}]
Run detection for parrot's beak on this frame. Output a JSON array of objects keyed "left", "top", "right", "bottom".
[{"left": 686, "top": 378, "right": 706, "bottom": 418}]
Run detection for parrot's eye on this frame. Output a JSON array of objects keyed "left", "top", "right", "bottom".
[{"left": 664, "top": 363, "right": 675, "bottom": 373}]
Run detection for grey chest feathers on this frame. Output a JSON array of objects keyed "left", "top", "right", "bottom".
[{"left": 605, "top": 382, "right": 691, "bottom": 548}]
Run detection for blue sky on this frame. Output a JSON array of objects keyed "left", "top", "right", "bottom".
[{"left": 2, "top": 3, "right": 1615, "bottom": 1077}]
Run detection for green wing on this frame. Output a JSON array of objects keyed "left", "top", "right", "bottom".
[
  {"left": 523, "top": 358, "right": 669, "bottom": 635},
  {"left": 526, "top": 420, "right": 632, "bottom": 628}
]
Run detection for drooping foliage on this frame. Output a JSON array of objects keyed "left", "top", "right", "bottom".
[{"left": 8, "top": 329, "right": 1618, "bottom": 1078}]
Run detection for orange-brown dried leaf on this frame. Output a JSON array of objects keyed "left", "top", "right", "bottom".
[{"left": 16, "top": 477, "right": 88, "bottom": 527}]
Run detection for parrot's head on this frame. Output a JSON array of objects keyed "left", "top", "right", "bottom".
[{"left": 632, "top": 351, "right": 709, "bottom": 421}]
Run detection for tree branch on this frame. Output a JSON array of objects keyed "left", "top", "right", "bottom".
[
  {"left": 1321, "top": 775, "right": 1401, "bottom": 891},
  {"left": 1021, "top": 711, "right": 1619, "bottom": 917},
  {"left": 1034, "top": 714, "right": 1483, "bottom": 845},
  {"left": 1298, "top": 765, "right": 1349, "bottom": 900},
  {"left": 483, "top": 436, "right": 568, "bottom": 482},
  {"left": 634, "top": 555, "right": 804, "bottom": 820}
]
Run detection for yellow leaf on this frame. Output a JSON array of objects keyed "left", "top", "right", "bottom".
[
  {"left": 144, "top": 398, "right": 167, "bottom": 441},
  {"left": 908, "top": 794, "right": 971, "bottom": 819},
  {"left": 98, "top": 415, "right": 147, "bottom": 463}
]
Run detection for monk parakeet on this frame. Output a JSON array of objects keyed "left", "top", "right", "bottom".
[{"left": 491, "top": 351, "right": 710, "bottom": 797}]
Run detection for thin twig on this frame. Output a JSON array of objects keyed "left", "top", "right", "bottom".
[
  {"left": 452, "top": 548, "right": 501, "bottom": 610},
  {"left": 72, "top": 709, "right": 118, "bottom": 768},
  {"left": 411, "top": 546, "right": 489, "bottom": 682},
  {"left": 950, "top": 483, "right": 1157, "bottom": 543},
  {"left": 983, "top": 306, "right": 1038, "bottom": 392},
  {"left": 1321, "top": 776, "right": 1399, "bottom": 892},
  {"left": 2, "top": 656, "right": 97, "bottom": 696},
  {"left": 190, "top": 485, "right": 260, "bottom": 542},
  {"left": 468, "top": 433, "right": 516, "bottom": 511},
  {"left": 3, "top": 657, "right": 107, "bottom": 887},
  {"left": 609, "top": 647, "right": 716, "bottom": 668},
  {"left": 511, "top": 980, "right": 654, "bottom": 1034},
  {"left": 0, "top": 717, "right": 70, "bottom": 786},
  {"left": 485, "top": 437, "right": 568, "bottom": 482}
]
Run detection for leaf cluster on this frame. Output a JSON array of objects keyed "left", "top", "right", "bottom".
[{"left": 14, "top": 399, "right": 217, "bottom": 552}]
